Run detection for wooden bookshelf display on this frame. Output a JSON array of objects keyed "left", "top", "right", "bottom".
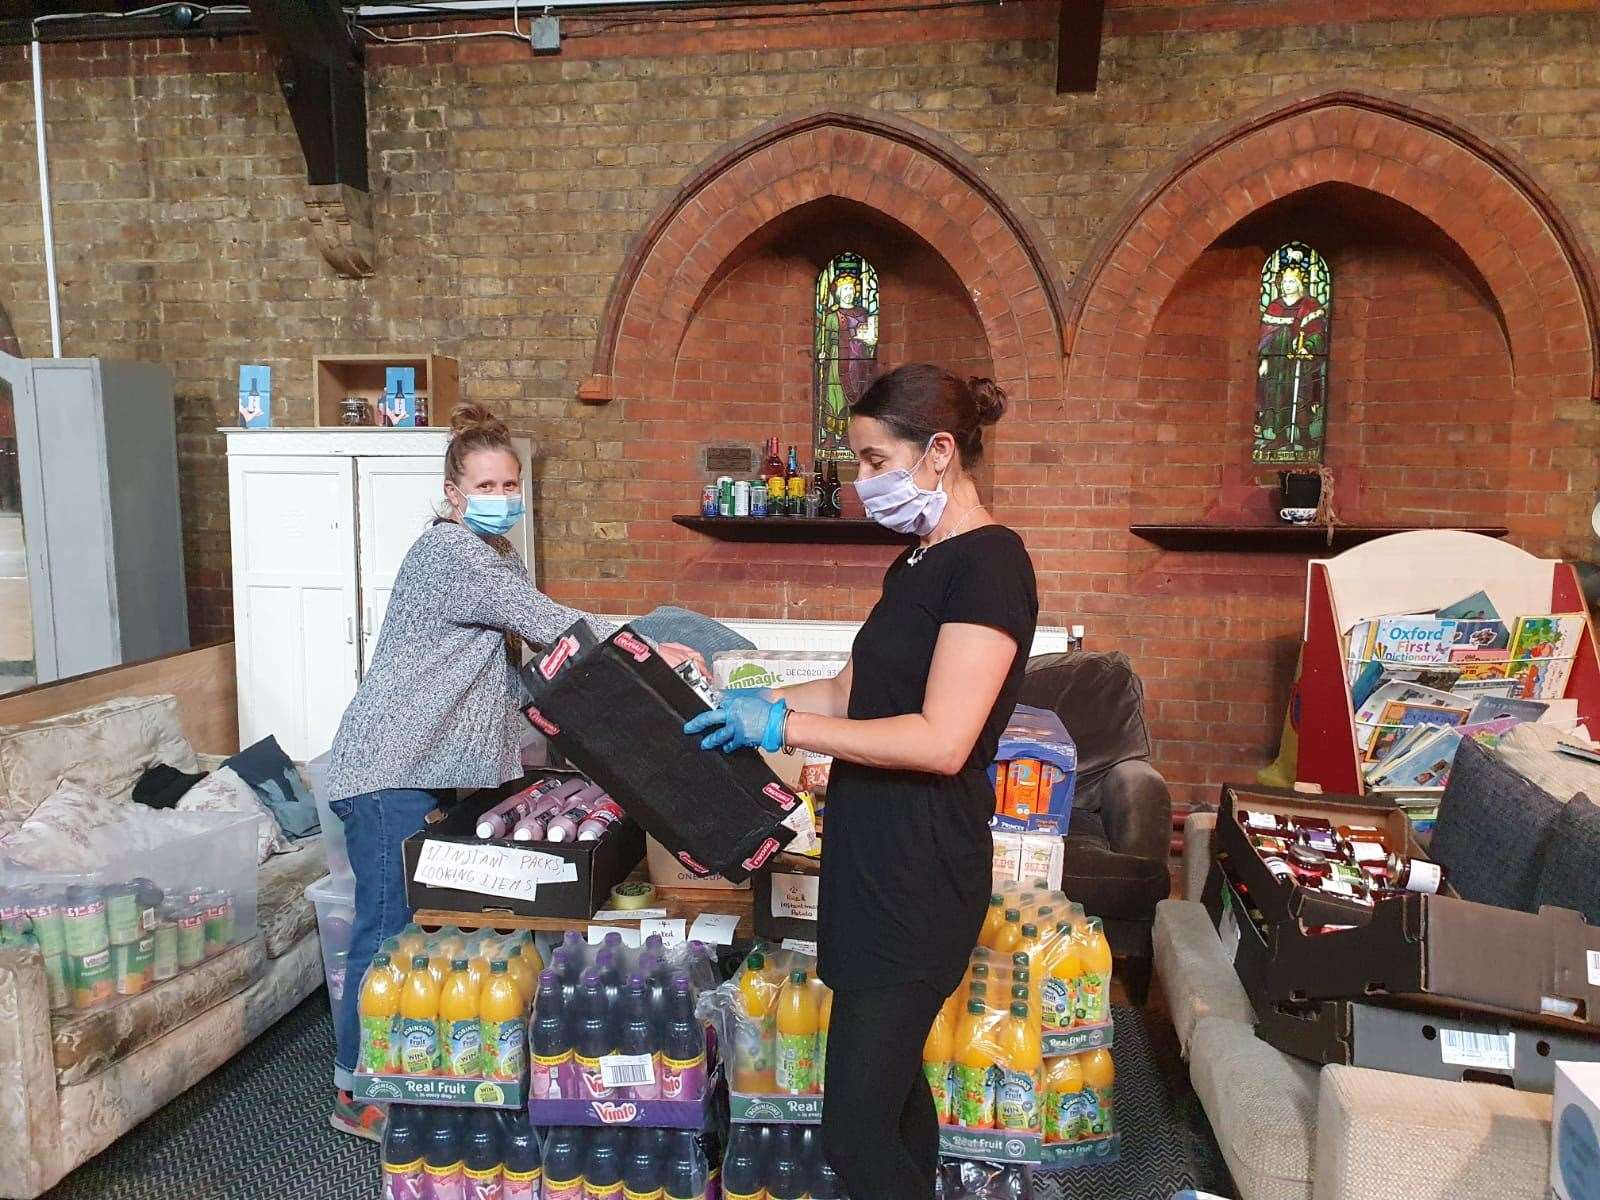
[
  {"left": 312, "top": 353, "right": 460, "bottom": 427},
  {"left": 1130, "top": 523, "right": 1510, "bottom": 553},
  {"left": 1293, "top": 531, "right": 1600, "bottom": 795},
  {"left": 673, "top": 515, "right": 912, "bottom": 545}
]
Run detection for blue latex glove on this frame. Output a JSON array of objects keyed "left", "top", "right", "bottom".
[{"left": 683, "top": 691, "right": 788, "bottom": 754}]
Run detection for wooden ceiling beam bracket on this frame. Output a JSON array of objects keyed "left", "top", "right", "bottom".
[{"left": 249, "top": 0, "right": 374, "bottom": 278}]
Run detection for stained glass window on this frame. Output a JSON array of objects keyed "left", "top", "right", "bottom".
[
  {"left": 814, "top": 252, "right": 879, "bottom": 464},
  {"left": 1253, "top": 242, "right": 1331, "bottom": 464}
]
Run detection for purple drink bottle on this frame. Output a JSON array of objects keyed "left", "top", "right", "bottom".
[
  {"left": 531, "top": 970, "right": 572, "bottom": 1100},
  {"left": 658, "top": 972, "right": 706, "bottom": 1102},
  {"left": 498, "top": 1108, "right": 542, "bottom": 1200},
  {"left": 553, "top": 946, "right": 584, "bottom": 1008},
  {"left": 767, "top": 1126, "right": 805, "bottom": 1200},
  {"left": 461, "top": 1107, "right": 503, "bottom": 1200},
  {"left": 622, "top": 1125, "right": 665, "bottom": 1200},
  {"left": 662, "top": 1131, "right": 707, "bottom": 1200},
  {"left": 420, "top": 1106, "right": 465, "bottom": 1200},
  {"left": 542, "top": 1127, "right": 587, "bottom": 1200},
  {"left": 381, "top": 1104, "right": 426, "bottom": 1200},
  {"left": 575, "top": 968, "right": 616, "bottom": 1100},
  {"left": 619, "top": 973, "right": 661, "bottom": 1101},
  {"left": 584, "top": 1127, "right": 625, "bottom": 1200}
]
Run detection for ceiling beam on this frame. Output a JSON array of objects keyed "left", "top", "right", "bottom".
[
  {"left": 249, "top": 0, "right": 375, "bottom": 278},
  {"left": 1057, "top": 0, "right": 1106, "bottom": 94}
]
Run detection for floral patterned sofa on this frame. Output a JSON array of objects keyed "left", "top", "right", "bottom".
[{"left": 0, "top": 690, "right": 325, "bottom": 1199}]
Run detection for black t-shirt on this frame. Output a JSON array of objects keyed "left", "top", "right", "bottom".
[{"left": 817, "top": 524, "right": 1039, "bottom": 994}]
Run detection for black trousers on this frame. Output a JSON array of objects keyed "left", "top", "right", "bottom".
[{"left": 821, "top": 980, "right": 947, "bottom": 1200}]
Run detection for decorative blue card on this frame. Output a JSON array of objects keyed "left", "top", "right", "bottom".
[
  {"left": 381, "top": 367, "right": 418, "bottom": 427},
  {"left": 238, "top": 364, "right": 271, "bottom": 428}
]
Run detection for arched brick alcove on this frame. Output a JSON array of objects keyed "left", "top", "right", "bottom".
[
  {"left": 581, "top": 108, "right": 1071, "bottom": 619},
  {"left": 1065, "top": 87, "right": 1600, "bottom": 557}
]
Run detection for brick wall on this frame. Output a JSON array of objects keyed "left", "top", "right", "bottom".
[{"left": 1, "top": 2, "right": 1598, "bottom": 807}]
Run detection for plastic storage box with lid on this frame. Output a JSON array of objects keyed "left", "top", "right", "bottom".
[
  {"left": 301, "top": 751, "right": 350, "bottom": 885},
  {"left": 0, "top": 809, "right": 260, "bottom": 1012},
  {"left": 305, "top": 873, "right": 356, "bottom": 1007}
]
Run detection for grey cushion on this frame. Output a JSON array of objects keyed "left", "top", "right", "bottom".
[
  {"left": 630, "top": 606, "right": 755, "bottom": 662},
  {"left": 1430, "top": 738, "right": 1564, "bottom": 912},
  {"left": 1535, "top": 791, "right": 1600, "bottom": 923}
]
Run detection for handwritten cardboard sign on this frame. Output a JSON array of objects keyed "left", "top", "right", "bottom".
[{"left": 412, "top": 839, "right": 577, "bottom": 902}]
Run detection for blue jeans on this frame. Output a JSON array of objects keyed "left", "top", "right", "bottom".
[{"left": 329, "top": 787, "right": 441, "bottom": 1091}]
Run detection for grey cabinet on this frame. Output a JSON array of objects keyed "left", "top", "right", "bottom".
[{"left": 0, "top": 354, "right": 189, "bottom": 684}]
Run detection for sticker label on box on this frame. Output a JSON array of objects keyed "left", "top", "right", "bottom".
[
  {"left": 1439, "top": 1028, "right": 1514, "bottom": 1071},
  {"left": 599, "top": 1054, "right": 656, "bottom": 1090},
  {"left": 781, "top": 938, "right": 817, "bottom": 957},
  {"left": 771, "top": 873, "right": 820, "bottom": 922},
  {"left": 1588, "top": 949, "right": 1600, "bottom": 987},
  {"left": 640, "top": 918, "right": 686, "bottom": 949},
  {"left": 412, "top": 840, "right": 577, "bottom": 901},
  {"left": 689, "top": 913, "right": 739, "bottom": 945}
]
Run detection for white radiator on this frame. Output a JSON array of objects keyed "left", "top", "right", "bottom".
[{"left": 605, "top": 614, "right": 1073, "bottom": 657}]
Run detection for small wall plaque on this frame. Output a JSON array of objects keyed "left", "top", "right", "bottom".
[{"left": 704, "top": 443, "right": 756, "bottom": 476}]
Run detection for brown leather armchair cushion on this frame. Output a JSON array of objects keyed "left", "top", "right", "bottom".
[{"left": 1017, "top": 650, "right": 1153, "bottom": 794}]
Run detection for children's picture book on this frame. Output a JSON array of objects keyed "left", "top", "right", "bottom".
[
  {"left": 1506, "top": 614, "right": 1585, "bottom": 700},
  {"left": 1448, "top": 647, "right": 1511, "bottom": 680},
  {"left": 1367, "top": 618, "right": 1461, "bottom": 666},
  {"left": 1368, "top": 722, "right": 1435, "bottom": 772},
  {"left": 380, "top": 366, "right": 419, "bottom": 427},
  {"left": 1555, "top": 733, "right": 1600, "bottom": 766},
  {"left": 1450, "top": 619, "right": 1511, "bottom": 652},
  {"left": 1464, "top": 696, "right": 1548, "bottom": 726},
  {"left": 1349, "top": 659, "right": 1386, "bottom": 710},
  {"left": 1386, "top": 665, "right": 1464, "bottom": 691},
  {"left": 1370, "top": 727, "right": 1463, "bottom": 789},
  {"left": 238, "top": 364, "right": 271, "bottom": 429},
  {"left": 1438, "top": 590, "right": 1499, "bottom": 621},
  {"left": 1365, "top": 700, "right": 1469, "bottom": 763},
  {"left": 1448, "top": 677, "right": 1520, "bottom": 699},
  {"left": 1353, "top": 681, "right": 1462, "bottom": 752}
]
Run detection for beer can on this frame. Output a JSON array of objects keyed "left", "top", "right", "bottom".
[
  {"left": 70, "top": 946, "right": 114, "bottom": 1009},
  {"left": 716, "top": 476, "right": 734, "bottom": 517},
  {"left": 61, "top": 887, "right": 110, "bottom": 958},
  {"left": 732, "top": 479, "right": 751, "bottom": 517},
  {"left": 152, "top": 920, "right": 179, "bottom": 981},
  {"left": 105, "top": 884, "right": 142, "bottom": 945},
  {"left": 700, "top": 483, "right": 718, "bottom": 518},
  {"left": 176, "top": 907, "right": 206, "bottom": 968},
  {"left": 749, "top": 483, "right": 767, "bottom": 518}
]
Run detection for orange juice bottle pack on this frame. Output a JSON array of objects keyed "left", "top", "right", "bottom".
[{"left": 706, "top": 942, "right": 833, "bottom": 1100}]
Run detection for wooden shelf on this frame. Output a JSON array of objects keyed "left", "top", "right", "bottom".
[
  {"left": 1130, "top": 523, "right": 1511, "bottom": 553},
  {"left": 673, "top": 515, "right": 913, "bottom": 545},
  {"left": 312, "top": 352, "right": 459, "bottom": 427}
]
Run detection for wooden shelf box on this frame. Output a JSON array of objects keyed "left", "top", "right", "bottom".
[{"left": 312, "top": 353, "right": 459, "bottom": 428}]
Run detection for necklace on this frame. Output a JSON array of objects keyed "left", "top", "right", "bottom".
[{"left": 907, "top": 503, "right": 982, "bottom": 565}]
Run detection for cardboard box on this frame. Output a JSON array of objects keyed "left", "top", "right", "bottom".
[
  {"left": 990, "top": 830, "right": 1065, "bottom": 891},
  {"left": 527, "top": 1068, "right": 720, "bottom": 1129},
  {"left": 1254, "top": 995, "right": 1600, "bottom": 1093},
  {"left": 1218, "top": 783, "right": 1452, "bottom": 930},
  {"left": 730, "top": 1091, "right": 824, "bottom": 1124},
  {"left": 712, "top": 649, "right": 850, "bottom": 795},
  {"left": 1263, "top": 891, "right": 1600, "bottom": 1035},
  {"left": 987, "top": 705, "right": 1077, "bottom": 834},
  {"left": 938, "top": 1126, "right": 1041, "bottom": 1166},
  {"left": 403, "top": 778, "right": 644, "bottom": 920},
  {"left": 645, "top": 836, "right": 750, "bottom": 891},
  {"left": 753, "top": 851, "right": 820, "bottom": 943},
  {"left": 1201, "top": 858, "right": 1273, "bottom": 1008},
  {"left": 521, "top": 624, "right": 801, "bottom": 882},
  {"left": 1552, "top": 1062, "right": 1600, "bottom": 1200},
  {"left": 353, "top": 1072, "right": 524, "bottom": 1108}
]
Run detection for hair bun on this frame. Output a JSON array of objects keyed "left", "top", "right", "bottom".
[
  {"left": 449, "top": 402, "right": 508, "bottom": 440},
  {"left": 969, "top": 377, "right": 1008, "bottom": 426}
]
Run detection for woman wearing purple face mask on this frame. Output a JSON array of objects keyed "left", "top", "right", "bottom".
[{"left": 684, "top": 364, "right": 1038, "bottom": 1200}]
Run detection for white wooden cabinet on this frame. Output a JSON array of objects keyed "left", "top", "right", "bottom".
[{"left": 224, "top": 429, "right": 535, "bottom": 761}]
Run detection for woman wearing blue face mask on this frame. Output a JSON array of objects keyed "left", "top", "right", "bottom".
[
  {"left": 684, "top": 365, "right": 1038, "bottom": 1200},
  {"left": 321, "top": 403, "right": 700, "bottom": 1139}
]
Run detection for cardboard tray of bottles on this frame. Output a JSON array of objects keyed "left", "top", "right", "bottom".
[
  {"left": 938, "top": 1125, "right": 1043, "bottom": 1166},
  {"left": 1217, "top": 783, "right": 1455, "bottom": 929},
  {"left": 402, "top": 775, "right": 645, "bottom": 920},
  {"left": 1220, "top": 785, "right": 1600, "bottom": 1033},
  {"left": 1205, "top": 857, "right": 1600, "bottom": 1092},
  {"left": 353, "top": 1069, "right": 526, "bottom": 1108},
  {"left": 729, "top": 1089, "right": 824, "bottom": 1124},
  {"left": 526, "top": 1063, "right": 722, "bottom": 1128},
  {"left": 1038, "top": 1132, "right": 1120, "bottom": 1170}
]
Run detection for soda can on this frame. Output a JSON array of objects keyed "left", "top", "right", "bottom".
[
  {"left": 700, "top": 484, "right": 718, "bottom": 518},
  {"left": 732, "top": 479, "right": 751, "bottom": 517},
  {"left": 749, "top": 483, "right": 768, "bottom": 519},
  {"left": 61, "top": 886, "right": 110, "bottom": 958},
  {"left": 70, "top": 946, "right": 114, "bottom": 1009},
  {"left": 176, "top": 907, "right": 206, "bottom": 968},
  {"left": 105, "top": 884, "right": 142, "bottom": 945},
  {"left": 716, "top": 476, "right": 734, "bottom": 517},
  {"left": 152, "top": 919, "right": 179, "bottom": 981}
]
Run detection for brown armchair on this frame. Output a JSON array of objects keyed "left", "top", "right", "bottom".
[{"left": 1016, "top": 650, "right": 1173, "bottom": 1002}]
